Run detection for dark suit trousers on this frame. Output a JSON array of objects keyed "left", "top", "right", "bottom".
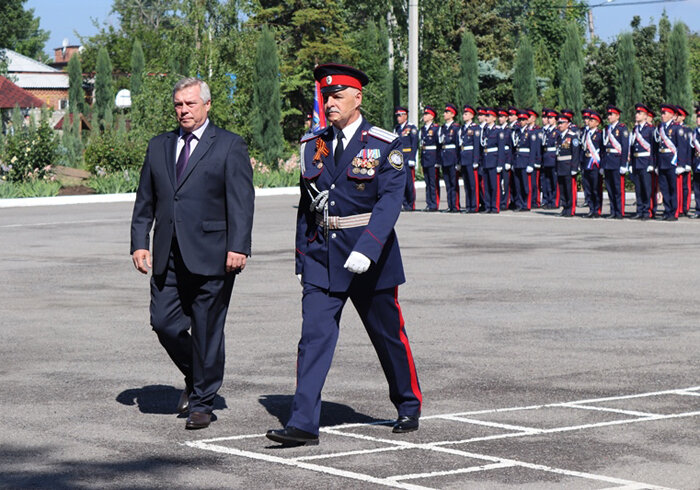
[
  {"left": 287, "top": 283, "right": 422, "bottom": 435},
  {"left": 150, "top": 239, "right": 235, "bottom": 413}
]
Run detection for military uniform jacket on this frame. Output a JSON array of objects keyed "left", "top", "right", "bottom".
[
  {"left": 459, "top": 122, "right": 481, "bottom": 167},
  {"left": 513, "top": 126, "right": 539, "bottom": 168},
  {"left": 296, "top": 118, "right": 406, "bottom": 293},
  {"left": 581, "top": 128, "right": 602, "bottom": 170},
  {"left": 500, "top": 124, "right": 513, "bottom": 165},
  {"left": 420, "top": 123, "right": 440, "bottom": 167},
  {"left": 629, "top": 123, "right": 655, "bottom": 170},
  {"left": 439, "top": 122, "right": 460, "bottom": 166},
  {"left": 556, "top": 128, "right": 580, "bottom": 174},
  {"left": 654, "top": 121, "right": 687, "bottom": 170},
  {"left": 541, "top": 126, "right": 559, "bottom": 168},
  {"left": 394, "top": 122, "right": 418, "bottom": 164},
  {"left": 676, "top": 123, "right": 691, "bottom": 167},
  {"left": 480, "top": 124, "right": 507, "bottom": 169},
  {"left": 602, "top": 122, "right": 629, "bottom": 170},
  {"left": 692, "top": 127, "right": 700, "bottom": 171}
]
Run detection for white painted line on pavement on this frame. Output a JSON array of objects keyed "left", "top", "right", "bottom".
[
  {"left": 437, "top": 414, "right": 542, "bottom": 433},
  {"left": 561, "top": 403, "right": 661, "bottom": 418},
  {"left": 388, "top": 461, "right": 516, "bottom": 481}
]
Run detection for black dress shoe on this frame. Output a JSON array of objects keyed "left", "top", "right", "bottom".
[
  {"left": 584, "top": 211, "right": 594, "bottom": 218},
  {"left": 266, "top": 426, "right": 319, "bottom": 446},
  {"left": 185, "top": 411, "right": 211, "bottom": 430},
  {"left": 630, "top": 214, "right": 642, "bottom": 220},
  {"left": 393, "top": 415, "right": 419, "bottom": 433},
  {"left": 690, "top": 214, "right": 700, "bottom": 219},
  {"left": 177, "top": 387, "right": 192, "bottom": 414}
]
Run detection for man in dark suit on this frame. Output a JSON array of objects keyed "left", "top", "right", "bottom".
[
  {"left": 130, "top": 78, "right": 254, "bottom": 430},
  {"left": 266, "top": 64, "right": 422, "bottom": 446}
]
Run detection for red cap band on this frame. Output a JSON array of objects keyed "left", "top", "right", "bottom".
[
  {"left": 319, "top": 74, "right": 363, "bottom": 91},
  {"left": 424, "top": 108, "right": 436, "bottom": 117}
]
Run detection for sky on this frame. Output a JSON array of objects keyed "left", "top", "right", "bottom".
[{"left": 25, "top": 0, "right": 700, "bottom": 60}]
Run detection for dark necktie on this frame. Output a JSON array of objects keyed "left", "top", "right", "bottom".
[
  {"left": 334, "top": 130, "right": 345, "bottom": 166},
  {"left": 176, "top": 132, "right": 194, "bottom": 183}
]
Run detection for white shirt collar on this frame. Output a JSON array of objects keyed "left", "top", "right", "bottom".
[
  {"left": 334, "top": 115, "right": 363, "bottom": 143},
  {"left": 181, "top": 118, "right": 209, "bottom": 140}
]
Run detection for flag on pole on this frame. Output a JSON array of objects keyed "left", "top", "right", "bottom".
[{"left": 313, "top": 80, "right": 326, "bottom": 131}]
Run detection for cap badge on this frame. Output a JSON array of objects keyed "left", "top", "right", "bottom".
[{"left": 326, "top": 75, "right": 332, "bottom": 84}]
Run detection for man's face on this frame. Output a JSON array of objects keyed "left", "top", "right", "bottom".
[
  {"left": 478, "top": 114, "right": 484, "bottom": 123},
  {"left": 635, "top": 110, "right": 645, "bottom": 123},
  {"left": 675, "top": 114, "right": 685, "bottom": 123},
  {"left": 325, "top": 87, "right": 362, "bottom": 128},
  {"left": 661, "top": 111, "right": 673, "bottom": 123},
  {"left": 558, "top": 120, "right": 569, "bottom": 131},
  {"left": 486, "top": 114, "right": 496, "bottom": 125},
  {"left": 174, "top": 85, "right": 211, "bottom": 132},
  {"left": 528, "top": 115, "right": 536, "bottom": 126},
  {"left": 462, "top": 112, "right": 473, "bottom": 123},
  {"left": 697, "top": 115, "right": 700, "bottom": 127},
  {"left": 607, "top": 112, "right": 619, "bottom": 124},
  {"left": 396, "top": 112, "right": 407, "bottom": 125},
  {"left": 423, "top": 112, "right": 434, "bottom": 124},
  {"left": 519, "top": 119, "right": 527, "bottom": 128},
  {"left": 498, "top": 115, "right": 507, "bottom": 125},
  {"left": 444, "top": 109, "right": 454, "bottom": 122},
  {"left": 588, "top": 118, "right": 599, "bottom": 129},
  {"left": 508, "top": 114, "right": 517, "bottom": 124}
]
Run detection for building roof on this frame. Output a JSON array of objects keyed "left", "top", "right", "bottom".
[
  {"left": 12, "top": 73, "right": 70, "bottom": 89},
  {"left": 0, "top": 76, "right": 45, "bottom": 109},
  {"left": 5, "top": 48, "right": 61, "bottom": 73},
  {"left": 54, "top": 113, "right": 92, "bottom": 131}
]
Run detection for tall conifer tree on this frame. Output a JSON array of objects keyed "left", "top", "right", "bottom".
[
  {"left": 557, "top": 23, "right": 584, "bottom": 123},
  {"left": 665, "top": 22, "right": 693, "bottom": 117},
  {"left": 513, "top": 36, "right": 537, "bottom": 109},
  {"left": 615, "top": 33, "right": 642, "bottom": 125},
  {"left": 252, "top": 26, "right": 283, "bottom": 168},
  {"left": 458, "top": 31, "right": 479, "bottom": 107},
  {"left": 95, "top": 47, "right": 115, "bottom": 131},
  {"left": 131, "top": 39, "right": 145, "bottom": 97}
]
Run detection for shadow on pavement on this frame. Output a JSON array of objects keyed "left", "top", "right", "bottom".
[
  {"left": 259, "top": 394, "right": 387, "bottom": 427},
  {"left": 116, "top": 384, "right": 227, "bottom": 414}
]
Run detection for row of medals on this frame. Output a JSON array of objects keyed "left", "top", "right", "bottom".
[{"left": 351, "top": 157, "right": 378, "bottom": 176}]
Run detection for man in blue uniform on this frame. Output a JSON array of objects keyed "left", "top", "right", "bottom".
[
  {"left": 439, "top": 103, "right": 460, "bottom": 212},
  {"left": 459, "top": 105, "right": 481, "bottom": 213},
  {"left": 691, "top": 107, "right": 700, "bottom": 219},
  {"left": 602, "top": 105, "right": 629, "bottom": 219},
  {"left": 481, "top": 108, "right": 506, "bottom": 213},
  {"left": 394, "top": 106, "right": 418, "bottom": 211},
  {"left": 555, "top": 113, "right": 580, "bottom": 217},
  {"left": 675, "top": 106, "right": 692, "bottom": 216},
  {"left": 655, "top": 104, "right": 687, "bottom": 221},
  {"left": 526, "top": 109, "right": 542, "bottom": 209},
  {"left": 540, "top": 109, "right": 559, "bottom": 209},
  {"left": 581, "top": 111, "right": 604, "bottom": 218},
  {"left": 629, "top": 104, "right": 656, "bottom": 220},
  {"left": 512, "top": 110, "right": 536, "bottom": 211},
  {"left": 420, "top": 106, "right": 440, "bottom": 211},
  {"left": 266, "top": 64, "right": 422, "bottom": 446},
  {"left": 498, "top": 108, "right": 514, "bottom": 210},
  {"left": 579, "top": 109, "right": 592, "bottom": 212}
]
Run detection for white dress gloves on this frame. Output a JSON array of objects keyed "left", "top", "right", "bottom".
[{"left": 344, "top": 251, "right": 371, "bottom": 274}]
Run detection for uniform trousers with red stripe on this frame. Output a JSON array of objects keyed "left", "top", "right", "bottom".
[
  {"left": 658, "top": 168, "right": 678, "bottom": 218},
  {"left": 604, "top": 169, "right": 625, "bottom": 217},
  {"left": 680, "top": 172, "right": 692, "bottom": 215},
  {"left": 693, "top": 171, "right": 700, "bottom": 216},
  {"left": 286, "top": 283, "right": 422, "bottom": 436},
  {"left": 582, "top": 168, "right": 603, "bottom": 215},
  {"left": 558, "top": 174, "right": 576, "bottom": 216},
  {"left": 482, "top": 168, "right": 501, "bottom": 213},
  {"left": 513, "top": 168, "right": 531, "bottom": 210}
]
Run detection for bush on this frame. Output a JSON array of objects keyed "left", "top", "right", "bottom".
[
  {"left": 0, "top": 179, "right": 61, "bottom": 198},
  {"left": 0, "top": 117, "right": 59, "bottom": 183},
  {"left": 84, "top": 130, "right": 147, "bottom": 175},
  {"left": 87, "top": 169, "right": 140, "bottom": 194},
  {"left": 251, "top": 154, "right": 299, "bottom": 188}
]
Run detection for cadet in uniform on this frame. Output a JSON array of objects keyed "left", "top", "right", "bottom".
[
  {"left": 581, "top": 110, "right": 604, "bottom": 217},
  {"left": 655, "top": 104, "right": 686, "bottom": 220},
  {"left": 498, "top": 108, "right": 514, "bottom": 210},
  {"left": 420, "top": 106, "right": 441, "bottom": 211},
  {"left": 691, "top": 107, "right": 700, "bottom": 219},
  {"left": 526, "top": 108, "right": 542, "bottom": 208},
  {"left": 555, "top": 113, "right": 580, "bottom": 217},
  {"left": 675, "top": 106, "right": 692, "bottom": 216},
  {"left": 439, "top": 104, "right": 460, "bottom": 212},
  {"left": 540, "top": 109, "right": 560, "bottom": 208},
  {"left": 394, "top": 106, "right": 418, "bottom": 211},
  {"left": 481, "top": 108, "right": 507, "bottom": 213},
  {"left": 629, "top": 103, "right": 656, "bottom": 219},
  {"left": 459, "top": 105, "right": 481, "bottom": 213},
  {"left": 579, "top": 109, "right": 593, "bottom": 211},
  {"left": 601, "top": 105, "right": 629, "bottom": 219},
  {"left": 267, "top": 64, "right": 422, "bottom": 446},
  {"left": 512, "top": 110, "right": 536, "bottom": 211}
]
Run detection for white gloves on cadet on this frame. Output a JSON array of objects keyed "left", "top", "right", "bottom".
[
  {"left": 505, "top": 163, "right": 511, "bottom": 171},
  {"left": 571, "top": 170, "right": 578, "bottom": 176},
  {"left": 473, "top": 163, "right": 479, "bottom": 169},
  {"left": 685, "top": 165, "right": 692, "bottom": 173},
  {"left": 646, "top": 165, "right": 654, "bottom": 173},
  {"left": 675, "top": 166, "right": 684, "bottom": 175},
  {"left": 455, "top": 164, "right": 461, "bottom": 171},
  {"left": 296, "top": 274, "right": 302, "bottom": 285},
  {"left": 526, "top": 166, "right": 533, "bottom": 174},
  {"left": 619, "top": 166, "right": 628, "bottom": 175},
  {"left": 497, "top": 166, "right": 503, "bottom": 173},
  {"left": 344, "top": 251, "right": 371, "bottom": 274},
  {"left": 408, "top": 160, "right": 416, "bottom": 168}
]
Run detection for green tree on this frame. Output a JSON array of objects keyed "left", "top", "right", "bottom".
[
  {"left": 458, "top": 31, "right": 479, "bottom": 107},
  {"left": 130, "top": 38, "right": 145, "bottom": 97},
  {"left": 615, "top": 33, "right": 642, "bottom": 125},
  {"left": 558, "top": 23, "right": 584, "bottom": 122},
  {"left": 0, "top": 0, "right": 50, "bottom": 59},
  {"left": 583, "top": 41, "right": 616, "bottom": 111},
  {"left": 665, "top": 22, "right": 693, "bottom": 117},
  {"left": 354, "top": 19, "right": 390, "bottom": 126},
  {"left": 94, "top": 47, "right": 115, "bottom": 131},
  {"left": 630, "top": 16, "right": 663, "bottom": 112},
  {"left": 513, "top": 36, "right": 537, "bottom": 109},
  {"left": 252, "top": 26, "right": 283, "bottom": 168},
  {"left": 689, "top": 33, "right": 700, "bottom": 103},
  {"left": 67, "top": 55, "right": 84, "bottom": 115}
]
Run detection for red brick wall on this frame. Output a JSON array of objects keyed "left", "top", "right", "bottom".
[{"left": 26, "top": 89, "right": 69, "bottom": 110}]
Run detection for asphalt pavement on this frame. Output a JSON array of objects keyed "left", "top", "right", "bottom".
[{"left": 0, "top": 191, "right": 698, "bottom": 489}]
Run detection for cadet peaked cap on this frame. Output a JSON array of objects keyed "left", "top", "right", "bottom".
[
  {"left": 423, "top": 105, "right": 437, "bottom": 117},
  {"left": 581, "top": 108, "right": 591, "bottom": 118},
  {"left": 588, "top": 111, "right": 602, "bottom": 123},
  {"left": 394, "top": 106, "right": 408, "bottom": 115},
  {"left": 676, "top": 105, "right": 688, "bottom": 117},
  {"left": 507, "top": 107, "right": 518, "bottom": 115},
  {"left": 483, "top": 107, "right": 497, "bottom": 117},
  {"left": 606, "top": 105, "right": 621, "bottom": 115},
  {"left": 497, "top": 108, "right": 509, "bottom": 117},
  {"left": 477, "top": 107, "right": 486, "bottom": 115},
  {"left": 558, "top": 113, "right": 572, "bottom": 123},
  {"left": 314, "top": 64, "right": 369, "bottom": 94},
  {"left": 526, "top": 108, "right": 537, "bottom": 118},
  {"left": 635, "top": 103, "right": 652, "bottom": 116},
  {"left": 517, "top": 110, "right": 529, "bottom": 120},
  {"left": 445, "top": 103, "right": 458, "bottom": 115},
  {"left": 463, "top": 105, "right": 476, "bottom": 115},
  {"left": 560, "top": 108, "right": 574, "bottom": 119},
  {"left": 542, "top": 108, "right": 558, "bottom": 118},
  {"left": 660, "top": 104, "right": 677, "bottom": 115}
]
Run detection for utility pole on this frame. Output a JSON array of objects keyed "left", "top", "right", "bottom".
[
  {"left": 587, "top": 10, "right": 596, "bottom": 41},
  {"left": 408, "top": 0, "right": 419, "bottom": 127}
]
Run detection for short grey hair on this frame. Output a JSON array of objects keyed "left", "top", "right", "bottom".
[{"left": 172, "top": 78, "right": 211, "bottom": 104}]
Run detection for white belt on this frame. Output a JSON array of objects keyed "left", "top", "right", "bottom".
[
  {"left": 423, "top": 145, "right": 437, "bottom": 150},
  {"left": 517, "top": 148, "right": 531, "bottom": 153},
  {"left": 316, "top": 212, "right": 372, "bottom": 230},
  {"left": 607, "top": 149, "right": 621, "bottom": 154},
  {"left": 461, "top": 145, "right": 474, "bottom": 151},
  {"left": 545, "top": 146, "right": 556, "bottom": 152},
  {"left": 659, "top": 148, "right": 673, "bottom": 154},
  {"left": 633, "top": 151, "right": 650, "bottom": 157},
  {"left": 485, "top": 148, "right": 499, "bottom": 153},
  {"left": 443, "top": 144, "right": 456, "bottom": 149},
  {"left": 557, "top": 155, "right": 572, "bottom": 161}
]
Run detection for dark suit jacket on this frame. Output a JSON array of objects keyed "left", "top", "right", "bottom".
[{"left": 130, "top": 121, "right": 254, "bottom": 276}]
